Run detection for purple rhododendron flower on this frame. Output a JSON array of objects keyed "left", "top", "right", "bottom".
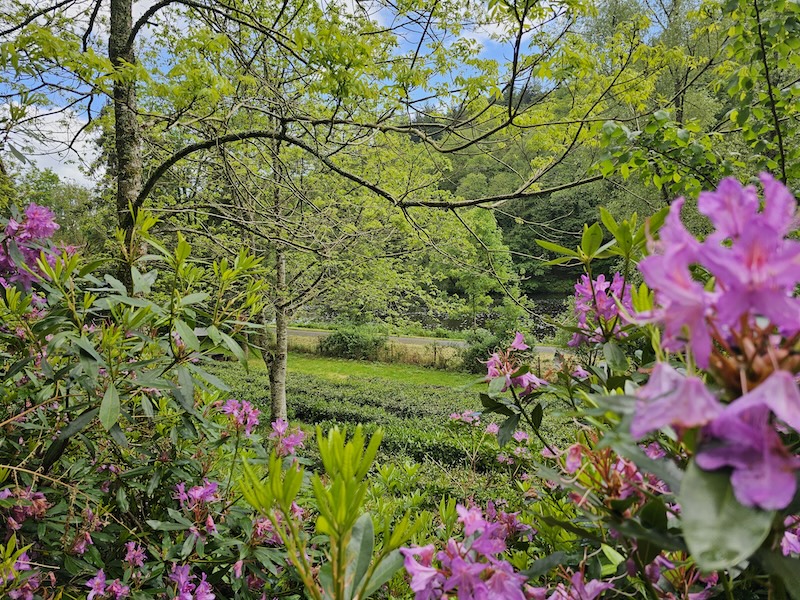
[
  {"left": 631, "top": 363, "right": 723, "bottom": 439},
  {"left": 639, "top": 176, "right": 800, "bottom": 365},
  {"left": 782, "top": 517, "right": 800, "bottom": 556},
  {"left": 22, "top": 204, "right": 59, "bottom": 239},
  {"left": 400, "top": 545, "right": 444, "bottom": 600},
  {"left": 697, "top": 406, "right": 800, "bottom": 510},
  {"left": 106, "top": 579, "right": 130, "bottom": 599},
  {"left": 269, "top": 419, "right": 305, "bottom": 456},
  {"left": 547, "top": 572, "right": 614, "bottom": 600},
  {"left": 86, "top": 569, "right": 106, "bottom": 600},
  {"left": 485, "top": 562, "right": 527, "bottom": 600},
  {"left": 569, "top": 272, "right": 632, "bottom": 347},
  {"left": 510, "top": 332, "right": 529, "bottom": 351},
  {"left": 456, "top": 504, "right": 486, "bottom": 536},
  {"left": 221, "top": 399, "right": 260, "bottom": 436},
  {"left": 565, "top": 444, "right": 582, "bottom": 474},
  {"left": 124, "top": 541, "right": 146, "bottom": 567},
  {"left": 168, "top": 564, "right": 214, "bottom": 600}
]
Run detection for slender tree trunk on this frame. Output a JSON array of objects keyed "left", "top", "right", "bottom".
[
  {"left": 109, "top": 0, "right": 142, "bottom": 247},
  {"left": 269, "top": 246, "right": 288, "bottom": 421}
]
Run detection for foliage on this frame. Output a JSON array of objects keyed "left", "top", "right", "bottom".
[
  {"left": 415, "top": 174, "right": 800, "bottom": 599},
  {"left": 459, "top": 329, "right": 502, "bottom": 374},
  {"left": 240, "top": 426, "right": 416, "bottom": 600},
  {"left": 318, "top": 326, "right": 389, "bottom": 361}
]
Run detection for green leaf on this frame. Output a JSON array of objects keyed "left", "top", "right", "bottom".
[
  {"left": 480, "top": 394, "right": 515, "bottom": 417},
  {"left": 679, "top": 461, "right": 774, "bottom": 571},
  {"left": 599, "top": 207, "right": 618, "bottom": 236},
  {"left": 41, "top": 407, "right": 99, "bottom": 470},
  {"left": 362, "top": 550, "right": 403, "bottom": 598},
  {"left": 757, "top": 551, "right": 800, "bottom": 599},
  {"left": 603, "top": 341, "right": 628, "bottom": 373},
  {"left": 535, "top": 239, "right": 579, "bottom": 257},
  {"left": 487, "top": 376, "right": 506, "bottom": 397},
  {"left": 174, "top": 320, "right": 200, "bottom": 352},
  {"left": 497, "top": 413, "right": 520, "bottom": 447},
  {"left": 180, "top": 292, "right": 209, "bottom": 306},
  {"left": 521, "top": 551, "right": 569, "bottom": 578},
  {"left": 346, "top": 513, "right": 374, "bottom": 599},
  {"left": 220, "top": 331, "right": 247, "bottom": 365},
  {"left": 581, "top": 223, "right": 603, "bottom": 257},
  {"left": 530, "top": 403, "right": 543, "bottom": 430},
  {"left": 100, "top": 384, "right": 120, "bottom": 431},
  {"left": 146, "top": 520, "right": 190, "bottom": 531}
]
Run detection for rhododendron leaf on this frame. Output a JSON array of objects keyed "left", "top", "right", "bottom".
[
  {"left": 599, "top": 207, "right": 619, "bottom": 235},
  {"left": 537, "top": 516, "right": 604, "bottom": 544},
  {"left": 680, "top": 461, "right": 774, "bottom": 570},
  {"left": 131, "top": 266, "right": 157, "bottom": 295},
  {"left": 174, "top": 366, "right": 196, "bottom": 414},
  {"left": 639, "top": 499, "right": 668, "bottom": 531},
  {"left": 179, "top": 292, "right": 209, "bottom": 306},
  {"left": 581, "top": 223, "right": 604, "bottom": 257},
  {"left": 543, "top": 255, "right": 575, "bottom": 266},
  {"left": 175, "top": 320, "right": 200, "bottom": 352},
  {"left": 497, "top": 414, "right": 520, "bottom": 447},
  {"left": 535, "top": 239, "right": 579, "bottom": 257},
  {"left": 362, "top": 550, "right": 403, "bottom": 598},
  {"left": 487, "top": 376, "right": 506, "bottom": 397},
  {"left": 603, "top": 341, "right": 628, "bottom": 372},
  {"left": 220, "top": 331, "right": 247, "bottom": 365},
  {"left": 756, "top": 551, "right": 800, "bottom": 600},
  {"left": 480, "top": 394, "right": 515, "bottom": 417},
  {"left": 41, "top": 407, "right": 99, "bottom": 470},
  {"left": 146, "top": 520, "right": 190, "bottom": 531},
  {"left": 521, "top": 551, "right": 570, "bottom": 578},
  {"left": 78, "top": 259, "right": 107, "bottom": 277},
  {"left": 100, "top": 384, "right": 120, "bottom": 431},
  {"left": 530, "top": 403, "right": 543, "bottom": 430},
  {"left": 109, "top": 424, "right": 129, "bottom": 448},
  {"left": 181, "top": 532, "right": 196, "bottom": 558},
  {"left": 345, "top": 513, "right": 374, "bottom": 598}
]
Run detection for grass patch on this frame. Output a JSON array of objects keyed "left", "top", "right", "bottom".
[{"left": 265, "top": 353, "right": 480, "bottom": 388}]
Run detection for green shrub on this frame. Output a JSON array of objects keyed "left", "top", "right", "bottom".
[
  {"left": 318, "top": 325, "right": 388, "bottom": 360},
  {"left": 459, "top": 328, "right": 501, "bottom": 373}
]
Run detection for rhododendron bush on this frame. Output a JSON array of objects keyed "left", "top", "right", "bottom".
[
  {"left": 402, "top": 175, "right": 800, "bottom": 599},
  {"left": 5, "top": 175, "right": 800, "bottom": 600},
  {"left": 0, "top": 210, "right": 416, "bottom": 599}
]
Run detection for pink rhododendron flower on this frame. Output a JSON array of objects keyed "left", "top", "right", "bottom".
[
  {"left": 124, "top": 541, "right": 146, "bottom": 568},
  {"left": 565, "top": 444, "right": 582, "bottom": 473},
  {"left": 86, "top": 570, "right": 106, "bottom": 600},
  {"left": 269, "top": 419, "right": 305, "bottom": 456},
  {"left": 630, "top": 363, "right": 722, "bottom": 439},
  {"left": 569, "top": 272, "right": 632, "bottom": 347},
  {"left": 510, "top": 332, "right": 530, "bottom": 351}
]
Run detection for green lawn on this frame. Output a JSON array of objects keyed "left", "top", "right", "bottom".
[{"left": 270, "top": 353, "right": 482, "bottom": 388}]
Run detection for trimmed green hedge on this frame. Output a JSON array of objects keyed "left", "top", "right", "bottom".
[{"left": 210, "top": 363, "right": 576, "bottom": 471}]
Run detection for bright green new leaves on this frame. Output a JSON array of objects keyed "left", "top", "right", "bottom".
[
  {"left": 240, "top": 426, "right": 416, "bottom": 600},
  {"left": 536, "top": 205, "right": 667, "bottom": 268},
  {"left": 679, "top": 461, "right": 774, "bottom": 571},
  {"left": 314, "top": 426, "right": 382, "bottom": 537}
]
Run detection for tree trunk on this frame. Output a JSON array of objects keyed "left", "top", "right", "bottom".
[
  {"left": 109, "top": 0, "right": 142, "bottom": 242},
  {"left": 269, "top": 246, "right": 288, "bottom": 421}
]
